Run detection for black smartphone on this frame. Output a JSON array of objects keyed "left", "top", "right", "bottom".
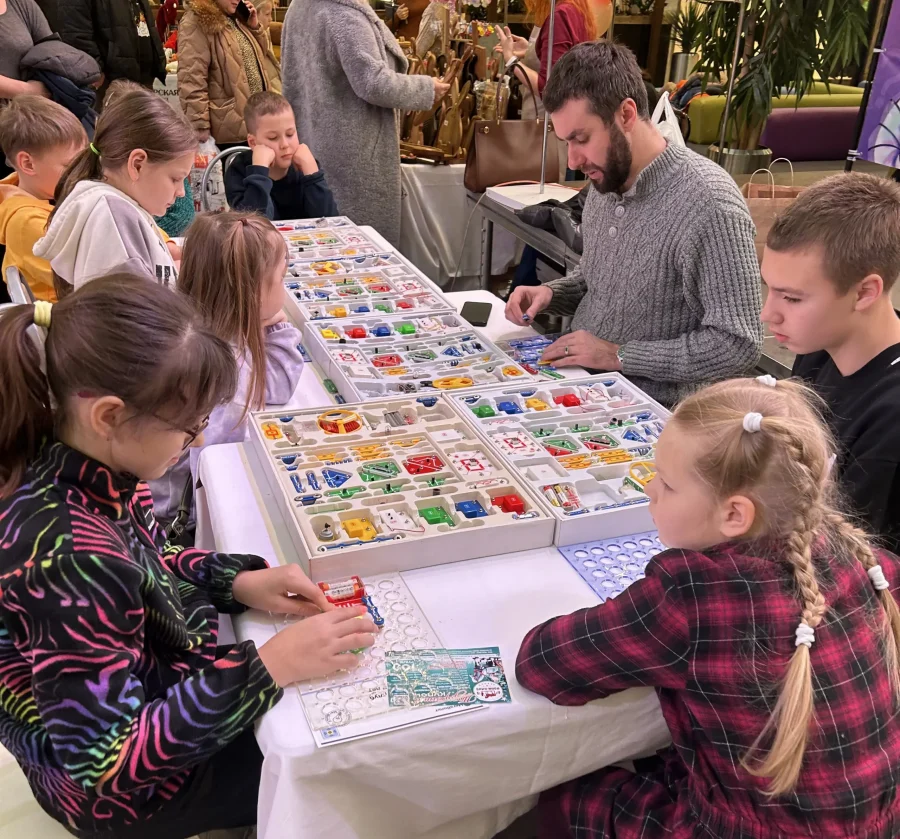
[{"left": 460, "top": 301, "right": 492, "bottom": 327}]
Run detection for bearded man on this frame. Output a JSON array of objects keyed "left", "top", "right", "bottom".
[{"left": 505, "top": 41, "right": 763, "bottom": 405}]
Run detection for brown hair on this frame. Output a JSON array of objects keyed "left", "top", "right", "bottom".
[
  {"left": 51, "top": 84, "right": 196, "bottom": 218},
  {"left": 525, "top": 0, "right": 597, "bottom": 40},
  {"left": 0, "top": 96, "right": 87, "bottom": 163},
  {"left": 178, "top": 211, "right": 287, "bottom": 419},
  {"left": 244, "top": 90, "right": 293, "bottom": 135},
  {"left": 0, "top": 274, "right": 238, "bottom": 498},
  {"left": 767, "top": 172, "right": 900, "bottom": 294},
  {"left": 542, "top": 40, "right": 649, "bottom": 121},
  {"left": 672, "top": 377, "right": 900, "bottom": 796}
]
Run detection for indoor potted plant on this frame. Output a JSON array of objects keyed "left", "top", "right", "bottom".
[
  {"left": 694, "top": 0, "right": 868, "bottom": 174},
  {"left": 669, "top": 2, "right": 702, "bottom": 83}
]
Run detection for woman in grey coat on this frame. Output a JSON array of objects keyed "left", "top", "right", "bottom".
[{"left": 282, "top": 0, "right": 445, "bottom": 246}]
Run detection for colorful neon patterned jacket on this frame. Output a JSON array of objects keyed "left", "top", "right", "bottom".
[{"left": 0, "top": 442, "right": 283, "bottom": 834}]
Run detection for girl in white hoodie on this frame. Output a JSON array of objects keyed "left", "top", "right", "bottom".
[{"left": 35, "top": 84, "right": 196, "bottom": 293}]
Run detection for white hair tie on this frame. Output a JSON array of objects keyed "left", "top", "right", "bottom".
[
  {"left": 868, "top": 564, "right": 890, "bottom": 592},
  {"left": 743, "top": 412, "right": 764, "bottom": 433},
  {"left": 795, "top": 623, "right": 815, "bottom": 648},
  {"left": 756, "top": 374, "right": 777, "bottom": 387}
]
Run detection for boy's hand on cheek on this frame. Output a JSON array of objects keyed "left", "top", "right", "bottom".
[
  {"left": 252, "top": 145, "right": 277, "bottom": 168},
  {"left": 293, "top": 144, "right": 319, "bottom": 176}
]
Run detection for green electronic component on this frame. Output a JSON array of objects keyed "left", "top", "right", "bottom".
[
  {"left": 420, "top": 506, "right": 455, "bottom": 527},
  {"left": 540, "top": 368, "right": 565, "bottom": 380},
  {"left": 359, "top": 460, "right": 401, "bottom": 482},
  {"left": 382, "top": 483, "right": 404, "bottom": 494},
  {"left": 375, "top": 304, "right": 391, "bottom": 313},
  {"left": 544, "top": 438, "right": 578, "bottom": 452},
  {"left": 623, "top": 477, "right": 645, "bottom": 494},
  {"left": 323, "top": 378, "right": 339, "bottom": 394},
  {"left": 472, "top": 405, "right": 496, "bottom": 418},
  {"left": 532, "top": 427, "right": 553, "bottom": 438},
  {"left": 396, "top": 323, "right": 417, "bottom": 335},
  {"left": 325, "top": 486, "right": 367, "bottom": 499},
  {"left": 426, "top": 476, "right": 446, "bottom": 487}
]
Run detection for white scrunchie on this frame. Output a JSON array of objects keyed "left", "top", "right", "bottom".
[
  {"left": 868, "top": 564, "right": 891, "bottom": 592},
  {"left": 756, "top": 374, "right": 777, "bottom": 387},
  {"left": 795, "top": 623, "right": 815, "bottom": 648},
  {"left": 743, "top": 412, "right": 764, "bottom": 433}
]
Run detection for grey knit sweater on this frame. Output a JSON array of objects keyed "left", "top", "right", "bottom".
[{"left": 545, "top": 142, "right": 763, "bottom": 405}]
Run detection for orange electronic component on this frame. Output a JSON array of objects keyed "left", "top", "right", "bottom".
[{"left": 317, "top": 409, "right": 363, "bottom": 434}]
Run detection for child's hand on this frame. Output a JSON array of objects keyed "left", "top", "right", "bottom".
[
  {"left": 262, "top": 310, "right": 287, "bottom": 327},
  {"left": 166, "top": 240, "right": 183, "bottom": 262},
  {"left": 252, "top": 144, "right": 277, "bottom": 168},
  {"left": 257, "top": 607, "right": 378, "bottom": 686},
  {"left": 292, "top": 143, "right": 319, "bottom": 176},
  {"left": 233, "top": 564, "right": 333, "bottom": 616}
]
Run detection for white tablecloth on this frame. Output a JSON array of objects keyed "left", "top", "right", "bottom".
[
  {"left": 197, "top": 444, "right": 669, "bottom": 839},
  {"left": 399, "top": 164, "right": 519, "bottom": 289}
]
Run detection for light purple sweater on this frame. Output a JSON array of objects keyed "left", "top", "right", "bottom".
[{"left": 150, "top": 321, "right": 304, "bottom": 524}]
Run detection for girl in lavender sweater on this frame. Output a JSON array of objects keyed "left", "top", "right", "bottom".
[{"left": 151, "top": 211, "right": 303, "bottom": 530}]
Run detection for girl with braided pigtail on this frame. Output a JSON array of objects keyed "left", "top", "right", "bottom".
[{"left": 517, "top": 376, "right": 900, "bottom": 839}]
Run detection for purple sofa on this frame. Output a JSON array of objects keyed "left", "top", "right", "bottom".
[{"left": 760, "top": 107, "right": 860, "bottom": 162}]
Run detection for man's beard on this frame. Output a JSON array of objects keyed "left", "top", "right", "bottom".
[{"left": 587, "top": 124, "right": 632, "bottom": 195}]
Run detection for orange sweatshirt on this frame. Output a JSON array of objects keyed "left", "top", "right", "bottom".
[{"left": 0, "top": 173, "right": 56, "bottom": 303}]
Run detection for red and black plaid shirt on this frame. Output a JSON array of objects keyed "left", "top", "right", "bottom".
[{"left": 517, "top": 541, "right": 900, "bottom": 839}]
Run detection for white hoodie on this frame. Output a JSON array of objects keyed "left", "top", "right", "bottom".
[{"left": 34, "top": 181, "right": 177, "bottom": 289}]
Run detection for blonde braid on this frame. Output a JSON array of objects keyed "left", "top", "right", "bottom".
[
  {"left": 741, "top": 423, "right": 827, "bottom": 796},
  {"left": 827, "top": 511, "right": 900, "bottom": 700}
]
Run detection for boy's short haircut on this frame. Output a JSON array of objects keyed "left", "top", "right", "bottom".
[
  {"left": 767, "top": 172, "right": 900, "bottom": 294},
  {"left": 0, "top": 96, "right": 87, "bottom": 164},
  {"left": 244, "top": 91, "right": 293, "bottom": 134}
]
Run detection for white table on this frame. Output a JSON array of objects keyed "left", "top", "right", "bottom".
[
  {"left": 197, "top": 444, "right": 669, "bottom": 839},
  {"left": 194, "top": 292, "right": 664, "bottom": 839}
]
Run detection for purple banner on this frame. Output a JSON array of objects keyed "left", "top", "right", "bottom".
[{"left": 858, "top": 0, "right": 900, "bottom": 166}]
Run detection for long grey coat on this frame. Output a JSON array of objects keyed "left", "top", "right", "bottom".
[{"left": 282, "top": 0, "right": 433, "bottom": 245}]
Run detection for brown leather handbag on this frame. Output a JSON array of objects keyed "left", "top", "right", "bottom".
[{"left": 463, "top": 70, "right": 559, "bottom": 193}]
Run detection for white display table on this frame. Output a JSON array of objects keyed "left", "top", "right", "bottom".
[{"left": 193, "top": 291, "right": 665, "bottom": 839}]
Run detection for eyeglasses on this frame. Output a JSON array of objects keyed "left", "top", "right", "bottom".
[
  {"left": 76, "top": 391, "right": 210, "bottom": 450},
  {"left": 177, "top": 414, "right": 211, "bottom": 450}
]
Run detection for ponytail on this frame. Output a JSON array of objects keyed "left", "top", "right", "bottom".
[
  {"left": 51, "top": 144, "right": 103, "bottom": 218},
  {"left": 0, "top": 305, "right": 53, "bottom": 497}
]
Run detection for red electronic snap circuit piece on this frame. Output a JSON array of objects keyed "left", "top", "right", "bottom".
[
  {"left": 554, "top": 394, "right": 581, "bottom": 407},
  {"left": 492, "top": 493, "right": 526, "bottom": 515}
]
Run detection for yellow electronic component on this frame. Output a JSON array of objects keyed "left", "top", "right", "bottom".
[
  {"left": 557, "top": 454, "right": 593, "bottom": 470},
  {"left": 352, "top": 444, "right": 389, "bottom": 461},
  {"left": 432, "top": 376, "right": 475, "bottom": 390},
  {"left": 312, "top": 261, "right": 341, "bottom": 275},
  {"left": 525, "top": 397, "right": 550, "bottom": 411},
  {"left": 630, "top": 461, "right": 657, "bottom": 486},
  {"left": 261, "top": 422, "right": 282, "bottom": 440},
  {"left": 343, "top": 518, "right": 378, "bottom": 541},
  {"left": 327, "top": 306, "right": 348, "bottom": 318},
  {"left": 595, "top": 449, "right": 632, "bottom": 465},
  {"left": 314, "top": 451, "right": 344, "bottom": 462},
  {"left": 383, "top": 367, "right": 409, "bottom": 376},
  {"left": 320, "top": 328, "right": 340, "bottom": 340},
  {"left": 391, "top": 437, "right": 423, "bottom": 448},
  {"left": 502, "top": 365, "right": 524, "bottom": 377}
]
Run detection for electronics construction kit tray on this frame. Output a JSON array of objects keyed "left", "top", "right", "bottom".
[
  {"left": 277, "top": 219, "right": 453, "bottom": 324},
  {"left": 448, "top": 374, "right": 671, "bottom": 545},
  {"left": 301, "top": 312, "right": 535, "bottom": 402},
  {"left": 248, "top": 397, "right": 554, "bottom": 580}
]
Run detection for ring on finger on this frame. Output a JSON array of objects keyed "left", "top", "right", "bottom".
[{"left": 564, "top": 345, "right": 570, "bottom": 356}]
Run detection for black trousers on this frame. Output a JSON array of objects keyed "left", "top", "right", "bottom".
[
  {"left": 63, "top": 648, "right": 263, "bottom": 839},
  {"left": 67, "top": 728, "right": 263, "bottom": 839}
]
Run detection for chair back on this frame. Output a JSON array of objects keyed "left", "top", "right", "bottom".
[
  {"left": 200, "top": 146, "right": 251, "bottom": 211},
  {"left": 5, "top": 265, "right": 36, "bottom": 305}
]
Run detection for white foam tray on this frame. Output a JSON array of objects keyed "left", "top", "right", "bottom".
[
  {"left": 247, "top": 396, "right": 554, "bottom": 580},
  {"left": 301, "top": 313, "right": 534, "bottom": 402},
  {"left": 444, "top": 374, "right": 671, "bottom": 545}
]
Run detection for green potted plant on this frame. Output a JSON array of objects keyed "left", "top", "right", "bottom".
[
  {"left": 694, "top": 0, "right": 868, "bottom": 174},
  {"left": 669, "top": 2, "right": 703, "bottom": 82}
]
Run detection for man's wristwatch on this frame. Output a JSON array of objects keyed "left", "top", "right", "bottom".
[{"left": 616, "top": 345, "right": 626, "bottom": 370}]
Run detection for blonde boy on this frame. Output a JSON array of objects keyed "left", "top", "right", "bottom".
[{"left": 0, "top": 97, "right": 87, "bottom": 301}]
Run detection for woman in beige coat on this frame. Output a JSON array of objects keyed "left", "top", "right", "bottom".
[{"left": 178, "top": 0, "right": 281, "bottom": 145}]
